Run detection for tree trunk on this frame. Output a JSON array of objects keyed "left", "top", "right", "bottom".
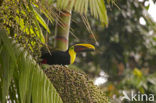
[{"left": 54, "top": 5, "right": 72, "bottom": 51}]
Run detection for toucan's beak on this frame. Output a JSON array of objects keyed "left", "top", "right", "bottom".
[{"left": 74, "top": 44, "right": 95, "bottom": 52}]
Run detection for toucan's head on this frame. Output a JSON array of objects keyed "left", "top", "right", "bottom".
[{"left": 68, "top": 44, "right": 95, "bottom": 64}]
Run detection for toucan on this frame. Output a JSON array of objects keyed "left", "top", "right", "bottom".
[{"left": 41, "top": 44, "right": 95, "bottom": 65}]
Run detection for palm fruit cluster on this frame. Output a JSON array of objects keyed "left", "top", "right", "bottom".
[
  {"left": 0, "top": 0, "right": 42, "bottom": 61},
  {"left": 44, "top": 65, "right": 110, "bottom": 103}
]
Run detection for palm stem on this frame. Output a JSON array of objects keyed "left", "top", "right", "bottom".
[{"left": 54, "top": 5, "right": 72, "bottom": 51}]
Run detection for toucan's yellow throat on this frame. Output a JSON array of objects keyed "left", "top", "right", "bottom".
[{"left": 68, "top": 44, "right": 95, "bottom": 64}]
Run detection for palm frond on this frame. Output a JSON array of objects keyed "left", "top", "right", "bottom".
[
  {"left": 0, "top": 30, "right": 63, "bottom": 103},
  {"left": 56, "top": 0, "right": 108, "bottom": 25}
]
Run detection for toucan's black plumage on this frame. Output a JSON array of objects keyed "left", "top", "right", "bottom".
[
  {"left": 41, "top": 50, "right": 70, "bottom": 65},
  {"left": 41, "top": 44, "right": 95, "bottom": 65}
]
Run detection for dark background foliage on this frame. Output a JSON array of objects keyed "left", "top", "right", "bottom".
[
  {"left": 66, "top": 0, "right": 156, "bottom": 102},
  {"left": 68, "top": 0, "right": 156, "bottom": 76}
]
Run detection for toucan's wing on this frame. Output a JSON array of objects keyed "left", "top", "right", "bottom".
[{"left": 41, "top": 51, "right": 70, "bottom": 65}]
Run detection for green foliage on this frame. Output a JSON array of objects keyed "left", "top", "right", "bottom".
[
  {"left": 44, "top": 65, "right": 110, "bottom": 103},
  {"left": 0, "top": 0, "right": 52, "bottom": 59},
  {"left": 56, "top": 0, "right": 108, "bottom": 25},
  {"left": 0, "top": 0, "right": 52, "bottom": 43},
  {"left": 0, "top": 30, "right": 63, "bottom": 103}
]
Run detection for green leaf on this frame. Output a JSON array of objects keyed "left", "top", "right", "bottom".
[
  {"left": 0, "top": 30, "right": 63, "bottom": 103},
  {"left": 0, "top": 30, "right": 16, "bottom": 103},
  {"left": 56, "top": 0, "right": 108, "bottom": 25},
  {"left": 33, "top": 3, "right": 54, "bottom": 24},
  {"left": 32, "top": 7, "right": 51, "bottom": 33}
]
